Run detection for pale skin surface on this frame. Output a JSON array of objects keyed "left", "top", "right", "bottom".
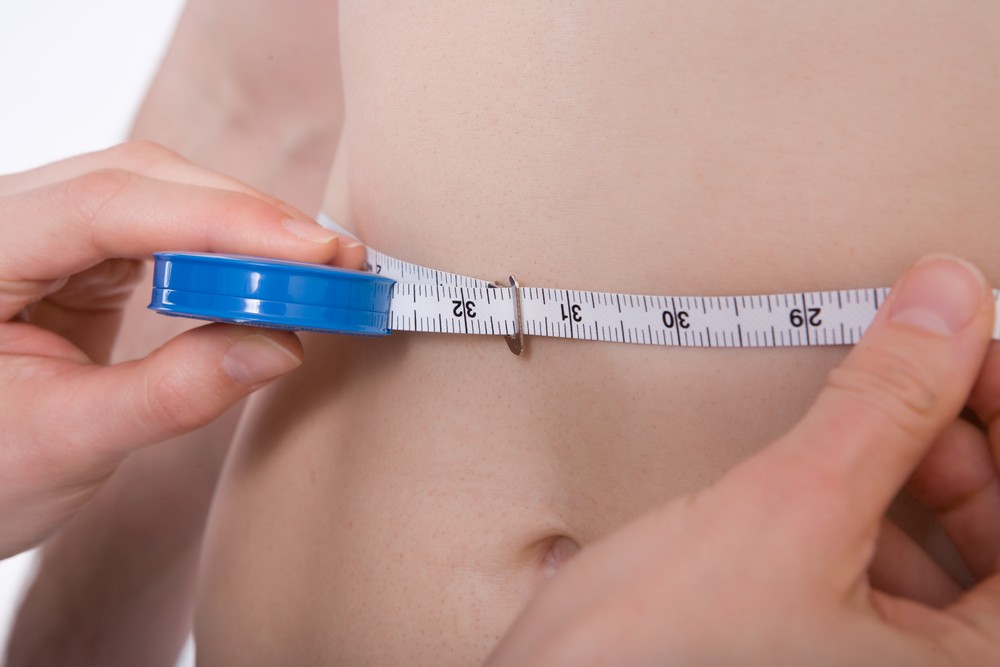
[
  {"left": 9, "top": 2, "right": 1000, "bottom": 665},
  {"left": 199, "top": 2, "right": 1000, "bottom": 665},
  {"left": 7, "top": 1, "right": 354, "bottom": 664}
]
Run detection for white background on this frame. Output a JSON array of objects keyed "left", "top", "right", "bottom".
[{"left": 0, "top": 0, "right": 189, "bottom": 661}]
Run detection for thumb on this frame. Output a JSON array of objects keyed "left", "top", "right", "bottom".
[
  {"left": 773, "top": 255, "right": 994, "bottom": 526},
  {"left": 51, "top": 324, "right": 302, "bottom": 456}
]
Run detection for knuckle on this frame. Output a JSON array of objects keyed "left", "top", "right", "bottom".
[{"left": 824, "top": 340, "right": 941, "bottom": 440}]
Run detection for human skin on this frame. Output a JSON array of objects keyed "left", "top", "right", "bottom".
[
  {"left": 10, "top": 2, "right": 1000, "bottom": 665},
  {"left": 196, "top": 3, "right": 1000, "bottom": 665},
  {"left": 486, "top": 256, "right": 1000, "bottom": 665},
  {"left": 0, "top": 140, "right": 364, "bottom": 662},
  {"left": 5, "top": 2, "right": 351, "bottom": 663},
  {"left": 0, "top": 141, "right": 358, "bottom": 557}
]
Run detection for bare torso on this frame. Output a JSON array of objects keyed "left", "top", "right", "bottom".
[{"left": 195, "top": 3, "right": 1000, "bottom": 664}]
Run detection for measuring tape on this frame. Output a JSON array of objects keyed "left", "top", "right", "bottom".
[{"left": 149, "top": 214, "right": 1000, "bottom": 354}]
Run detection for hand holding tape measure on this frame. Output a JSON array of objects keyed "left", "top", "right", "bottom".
[
  {"left": 3, "top": 143, "right": 1000, "bottom": 663},
  {"left": 487, "top": 256, "right": 1000, "bottom": 666},
  {"left": 0, "top": 142, "right": 359, "bottom": 558}
]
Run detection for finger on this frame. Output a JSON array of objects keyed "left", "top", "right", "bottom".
[
  {"left": 2, "top": 143, "right": 370, "bottom": 268},
  {"left": 0, "top": 172, "right": 342, "bottom": 318},
  {"left": 329, "top": 237, "right": 367, "bottom": 269},
  {"left": 1, "top": 141, "right": 301, "bottom": 222},
  {"left": 0, "top": 321, "right": 90, "bottom": 362},
  {"left": 23, "top": 258, "right": 145, "bottom": 362},
  {"left": 772, "top": 256, "right": 994, "bottom": 531},
  {"left": 34, "top": 323, "right": 303, "bottom": 461},
  {"left": 968, "top": 345, "right": 1000, "bottom": 567},
  {"left": 3, "top": 141, "right": 367, "bottom": 271},
  {"left": 869, "top": 518, "right": 963, "bottom": 607},
  {"left": 947, "top": 574, "right": 1000, "bottom": 643},
  {"left": 968, "top": 342, "right": 1000, "bottom": 428},
  {"left": 908, "top": 418, "right": 1000, "bottom": 580}
]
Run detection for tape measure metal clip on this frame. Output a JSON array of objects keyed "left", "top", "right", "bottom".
[{"left": 490, "top": 275, "right": 524, "bottom": 356}]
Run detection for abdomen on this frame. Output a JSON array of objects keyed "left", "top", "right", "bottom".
[{"left": 195, "top": 3, "right": 1000, "bottom": 664}]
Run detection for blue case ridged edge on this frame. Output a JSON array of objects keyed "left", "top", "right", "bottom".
[{"left": 148, "top": 252, "right": 396, "bottom": 336}]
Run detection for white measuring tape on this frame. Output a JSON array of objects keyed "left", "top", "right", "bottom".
[
  {"left": 317, "top": 214, "right": 1000, "bottom": 353},
  {"left": 146, "top": 220, "right": 1000, "bottom": 353}
]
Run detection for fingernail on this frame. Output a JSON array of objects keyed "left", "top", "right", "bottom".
[
  {"left": 281, "top": 217, "right": 338, "bottom": 244},
  {"left": 339, "top": 238, "right": 363, "bottom": 250},
  {"left": 222, "top": 334, "right": 302, "bottom": 386},
  {"left": 888, "top": 256, "right": 987, "bottom": 335}
]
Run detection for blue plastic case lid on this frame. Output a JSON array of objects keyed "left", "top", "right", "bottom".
[{"left": 148, "top": 252, "right": 396, "bottom": 336}]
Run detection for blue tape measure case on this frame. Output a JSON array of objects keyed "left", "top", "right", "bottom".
[{"left": 148, "top": 252, "right": 396, "bottom": 336}]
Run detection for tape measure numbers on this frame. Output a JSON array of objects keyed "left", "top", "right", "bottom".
[{"left": 149, "top": 216, "right": 1000, "bottom": 352}]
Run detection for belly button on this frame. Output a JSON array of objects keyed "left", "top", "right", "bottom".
[{"left": 538, "top": 535, "right": 580, "bottom": 583}]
